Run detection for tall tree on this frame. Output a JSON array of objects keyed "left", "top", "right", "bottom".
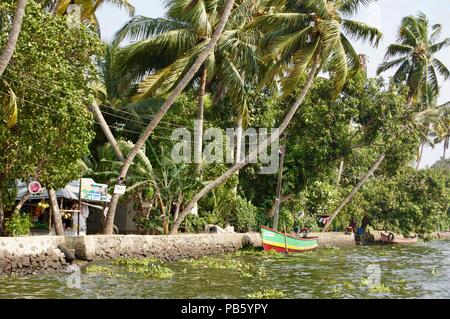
[
  {"left": 170, "top": 0, "right": 382, "bottom": 234},
  {"left": 114, "top": 0, "right": 261, "bottom": 171},
  {"left": 0, "top": 0, "right": 28, "bottom": 77},
  {"left": 103, "top": 0, "right": 236, "bottom": 234},
  {"left": 377, "top": 13, "right": 450, "bottom": 106},
  {"left": 324, "top": 13, "right": 450, "bottom": 231}
]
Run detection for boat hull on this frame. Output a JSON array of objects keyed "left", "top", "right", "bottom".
[
  {"left": 260, "top": 226, "right": 318, "bottom": 253},
  {"left": 380, "top": 232, "right": 417, "bottom": 244}
]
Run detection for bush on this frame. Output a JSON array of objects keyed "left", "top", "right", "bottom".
[
  {"left": 277, "top": 207, "right": 295, "bottom": 231},
  {"left": 211, "top": 188, "right": 257, "bottom": 232},
  {"left": 4, "top": 212, "right": 33, "bottom": 236},
  {"left": 229, "top": 197, "right": 258, "bottom": 232}
]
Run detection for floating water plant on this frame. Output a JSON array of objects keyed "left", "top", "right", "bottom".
[
  {"left": 85, "top": 265, "right": 114, "bottom": 275},
  {"left": 368, "top": 284, "right": 391, "bottom": 293},
  {"left": 127, "top": 264, "right": 174, "bottom": 279},
  {"left": 247, "top": 289, "right": 285, "bottom": 299}
]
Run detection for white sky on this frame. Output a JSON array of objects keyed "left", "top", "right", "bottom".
[{"left": 96, "top": 0, "right": 450, "bottom": 168}]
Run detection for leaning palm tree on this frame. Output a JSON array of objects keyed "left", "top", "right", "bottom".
[
  {"left": 377, "top": 12, "right": 450, "bottom": 106},
  {"left": 414, "top": 90, "right": 448, "bottom": 168},
  {"left": 0, "top": 0, "right": 28, "bottom": 77},
  {"left": 103, "top": 0, "right": 236, "bottom": 234},
  {"left": 170, "top": 0, "right": 382, "bottom": 234},
  {"left": 433, "top": 103, "right": 450, "bottom": 160},
  {"left": 114, "top": 0, "right": 262, "bottom": 172}
]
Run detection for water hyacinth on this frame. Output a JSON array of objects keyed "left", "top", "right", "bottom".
[{"left": 247, "top": 289, "right": 285, "bottom": 299}]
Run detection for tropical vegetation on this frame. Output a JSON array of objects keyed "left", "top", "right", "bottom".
[{"left": 0, "top": 0, "right": 449, "bottom": 238}]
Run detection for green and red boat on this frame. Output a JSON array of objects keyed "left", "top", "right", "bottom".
[{"left": 260, "top": 226, "right": 319, "bottom": 253}]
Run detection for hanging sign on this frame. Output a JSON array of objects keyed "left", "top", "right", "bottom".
[
  {"left": 28, "top": 181, "right": 42, "bottom": 194},
  {"left": 80, "top": 180, "right": 109, "bottom": 201},
  {"left": 114, "top": 184, "right": 127, "bottom": 195}
]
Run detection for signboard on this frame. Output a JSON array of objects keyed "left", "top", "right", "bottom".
[
  {"left": 114, "top": 184, "right": 127, "bottom": 195},
  {"left": 80, "top": 181, "right": 109, "bottom": 202},
  {"left": 28, "top": 181, "right": 42, "bottom": 194}
]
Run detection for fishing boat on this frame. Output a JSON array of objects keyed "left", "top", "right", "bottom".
[
  {"left": 260, "top": 226, "right": 319, "bottom": 253},
  {"left": 380, "top": 232, "right": 418, "bottom": 244}
]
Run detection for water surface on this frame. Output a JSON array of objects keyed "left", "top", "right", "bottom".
[{"left": 1, "top": 241, "right": 449, "bottom": 299}]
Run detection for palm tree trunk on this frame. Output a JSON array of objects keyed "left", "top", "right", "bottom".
[
  {"left": 233, "top": 113, "right": 243, "bottom": 194},
  {"left": 90, "top": 102, "right": 125, "bottom": 162},
  {"left": 170, "top": 58, "right": 322, "bottom": 235},
  {"left": 444, "top": 136, "right": 449, "bottom": 159},
  {"left": 0, "top": 0, "right": 28, "bottom": 77},
  {"left": 48, "top": 188, "right": 64, "bottom": 235},
  {"left": 195, "top": 68, "right": 207, "bottom": 171},
  {"left": 173, "top": 193, "right": 183, "bottom": 223},
  {"left": 322, "top": 153, "right": 386, "bottom": 232},
  {"left": 103, "top": 0, "right": 236, "bottom": 235},
  {"left": 416, "top": 142, "right": 425, "bottom": 170},
  {"left": 337, "top": 159, "right": 344, "bottom": 185}
]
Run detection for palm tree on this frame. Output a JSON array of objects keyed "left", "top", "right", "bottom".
[
  {"left": 114, "top": 0, "right": 261, "bottom": 172},
  {"left": 324, "top": 13, "right": 450, "bottom": 231},
  {"left": 0, "top": 0, "right": 28, "bottom": 77},
  {"left": 377, "top": 12, "right": 450, "bottom": 106},
  {"left": 433, "top": 102, "right": 450, "bottom": 160},
  {"left": 414, "top": 91, "right": 448, "bottom": 169},
  {"left": 170, "top": 0, "right": 382, "bottom": 234},
  {"left": 103, "top": 0, "right": 236, "bottom": 234}
]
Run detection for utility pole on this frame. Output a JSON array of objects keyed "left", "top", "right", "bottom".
[{"left": 272, "top": 140, "right": 286, "bottom": 231}]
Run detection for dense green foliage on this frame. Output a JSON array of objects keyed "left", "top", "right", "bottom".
[
  {"left": 0, "top": 0, "right": 102, "bottom": 206},
  {"left": 0, "top": 1, "right": 448, "bottom": 238},
  {"left": 4, "top": 212, "right": 33, "bottom": 236}
]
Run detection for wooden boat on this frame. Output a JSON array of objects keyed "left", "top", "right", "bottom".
[
  {"left": 380, "top": 232, "right": 418, "bottom": 244},
  {"left": 260, "top": 226, "right": 318, "bottom": 253}
]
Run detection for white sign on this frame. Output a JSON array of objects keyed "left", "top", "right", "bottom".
[{"left": 113, "top": 184, "right": 127, "bottom": 195}]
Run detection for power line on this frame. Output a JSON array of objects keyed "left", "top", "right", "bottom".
[
  {"left": 0, "top": 89, "right": 191, "bottom": 144},
  {"left": 0, "top": 72, "right": 189, "bottom": 132},
  {"left": 2, "top": 69, "right": 212, "bottom": 128}
]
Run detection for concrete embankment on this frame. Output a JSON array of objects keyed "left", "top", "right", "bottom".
[
  {"left": 0, "top": 231, "right": 365, "bottom": 275},
  {"left": 310, "top": 232, "right": 356, "bottom": 248},
  {"left": 0, "top": 236, "right": 67, "bottom": 275},
  {"left": 0, "top": 233, "right": 261, "bottom": 275}
]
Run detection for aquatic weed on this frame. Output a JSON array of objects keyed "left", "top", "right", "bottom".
[
  {"left": 85, "top": 265, "right": 114, "bottom": 275},
  {"left": 342, "top": 281, "right": 355, "bottom": 290},
  {"left": 127, "top": 264, "right": 174, "bottom": 279},
  {"left": 247, "top": 289, "right": 285, "bottom": 299},
  {"left": 368, "top": 284, "right": 391, "bottom": 293}
]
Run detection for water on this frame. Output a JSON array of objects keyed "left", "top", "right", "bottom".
[{"left": 1, "top": 241, "right": 450, "bottom": 299}]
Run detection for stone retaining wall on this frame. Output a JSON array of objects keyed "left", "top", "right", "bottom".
[
  {"left": 66, "top": 233, "right": 262, "bottom": 261},
  {"left": 0, "top": 231, "right": 364, "bottom": 276},
  {"left": 310, "top": 232, "right": 356, "bottom": 247},
  {"left": 1, "top": 233, "right": 262, "bottom": 275},
  {"left": 0, "top": 236, "right": 67, "bottom": 275}
]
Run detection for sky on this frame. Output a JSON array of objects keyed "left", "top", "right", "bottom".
[{"left": 96, "top": 0, "right": 450, "bottom": 168}]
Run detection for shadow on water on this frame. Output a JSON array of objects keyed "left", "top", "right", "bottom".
[{"left": 1, "top": 241, "right": 449, "bottom": 299}]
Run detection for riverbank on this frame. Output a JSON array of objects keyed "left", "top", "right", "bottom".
[
  {"left": 3, "top": 230, "right": 448, "bottom": 276},
  {"left": 0, "top": 231, "right": 353, "bottom": 276},
  {"left": 0, "top": 233, "right": 261, "bottom": 275}
]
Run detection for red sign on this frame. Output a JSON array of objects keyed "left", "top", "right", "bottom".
[{"left": 28, "top": 181, "right": 42, "bottom": 194}]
